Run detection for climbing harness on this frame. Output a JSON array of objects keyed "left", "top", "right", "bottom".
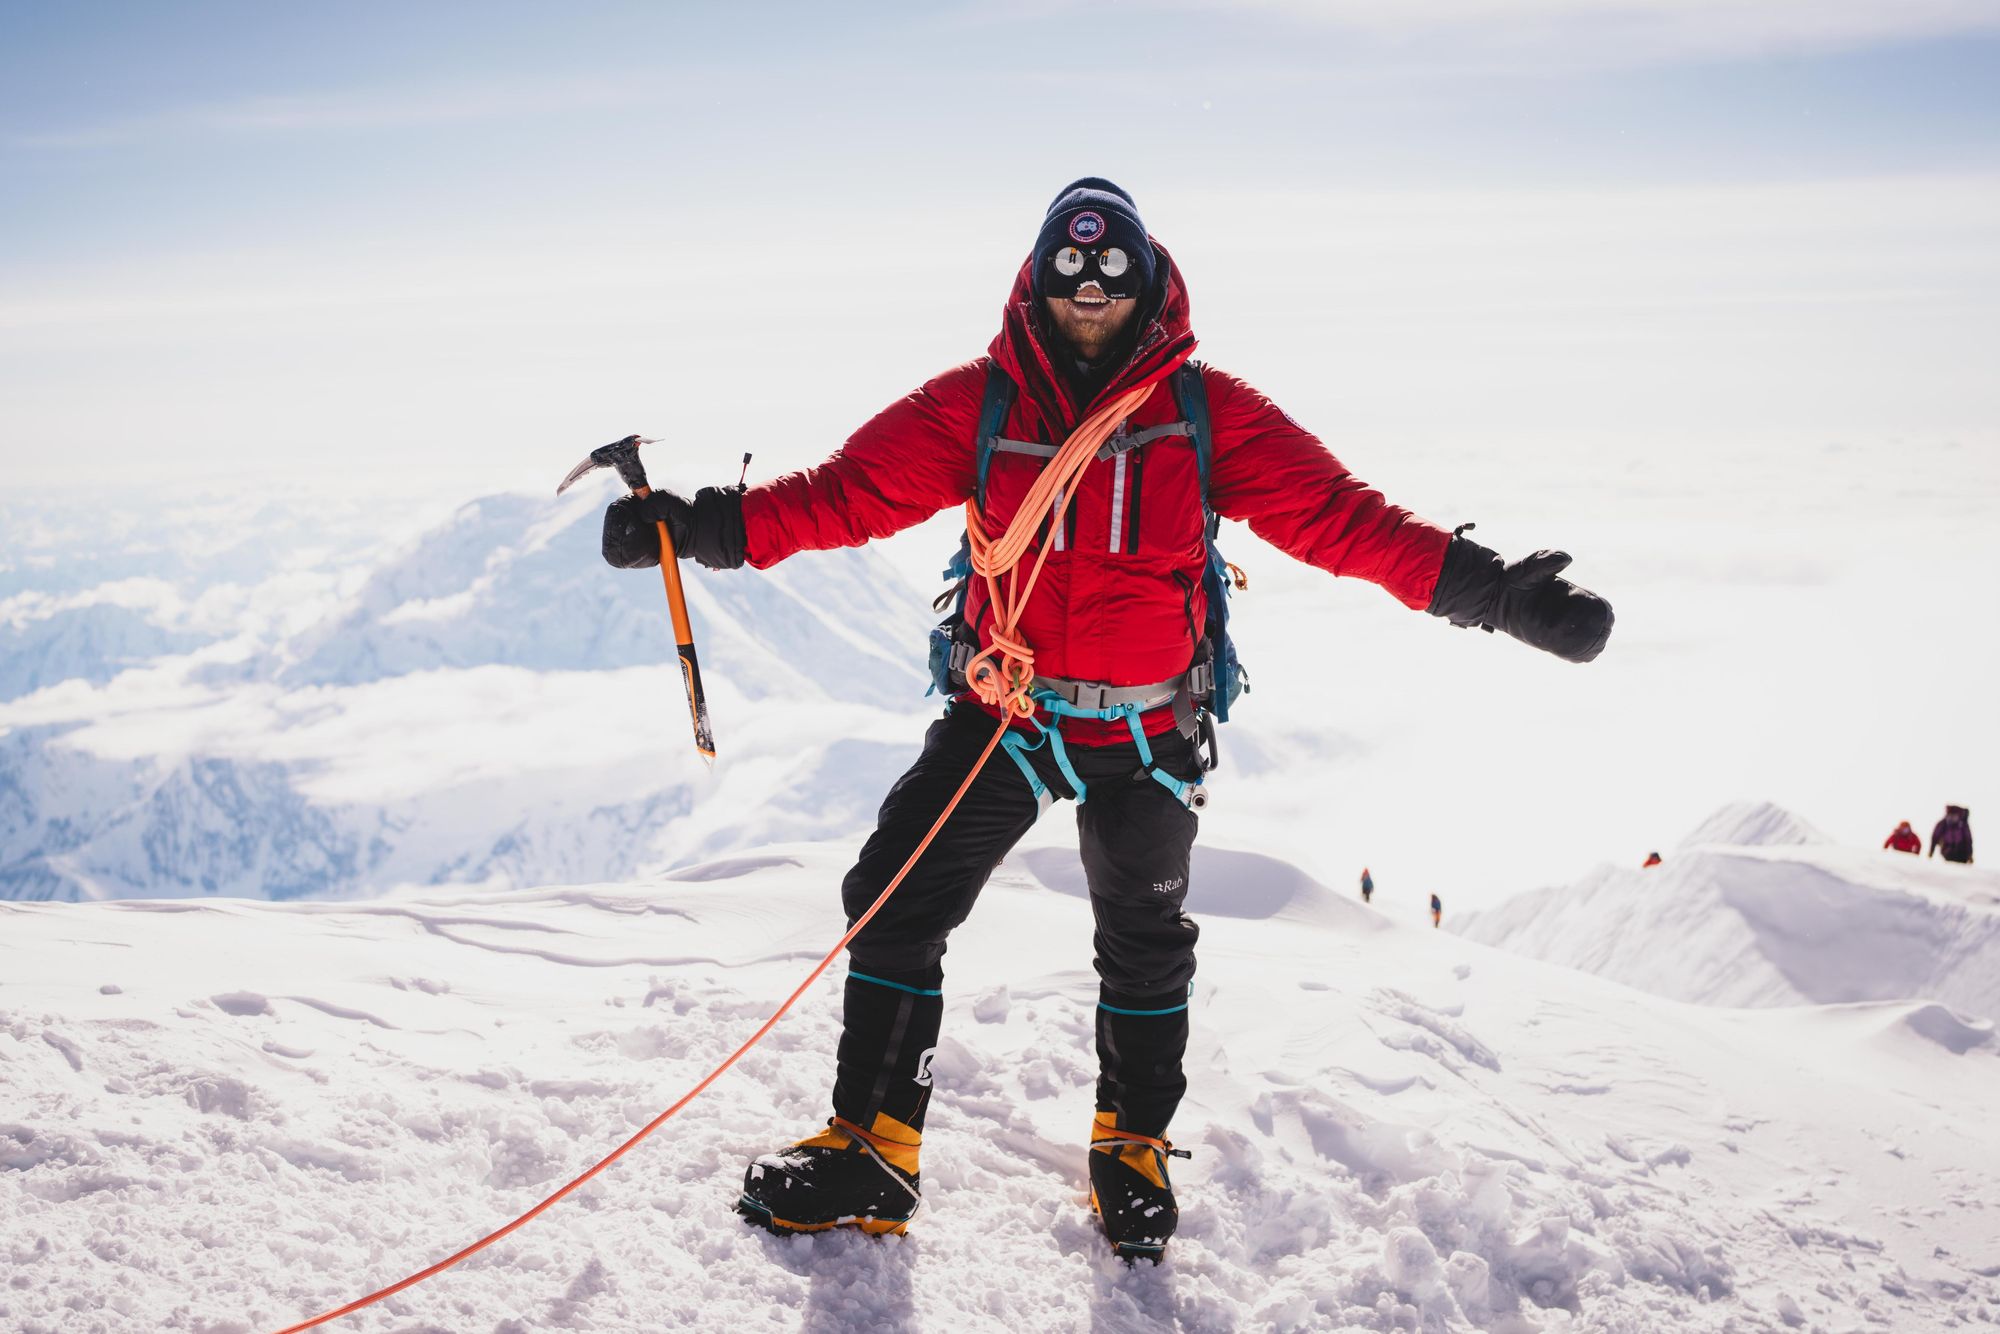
[
  {"left": 270, "top": 383, "right": 1152, "bottom": 1334},
  {"left": 994, "top": 686, "right": 1206, "bottom": 810}
]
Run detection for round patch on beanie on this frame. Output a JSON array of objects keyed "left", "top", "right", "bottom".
[{"left": 1068, "top": 211, "right": 1106, "bottom": 244}]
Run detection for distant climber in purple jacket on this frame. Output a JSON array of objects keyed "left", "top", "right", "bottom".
[{"left": 1930, "top": 806, "right": 1974, "bottom": 864}]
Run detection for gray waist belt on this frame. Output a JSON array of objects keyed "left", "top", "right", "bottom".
[{"left": 1032, "top": 668, "right": 1207, "bottom": 714}]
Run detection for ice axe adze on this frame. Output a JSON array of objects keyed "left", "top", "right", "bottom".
[{"left": 557, "top": 434, "right": 715, "bottom": 763}]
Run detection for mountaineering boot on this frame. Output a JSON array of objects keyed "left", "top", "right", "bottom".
[
  {"left": 737, "top": 1112, "right": 922, "bottom": 1237},
  {"left": 738, "top": 967, "right": 940, "bottom": 1236},
  {"left": 1088, "top": 1110, "right": 1189, "bottom": 1263}
]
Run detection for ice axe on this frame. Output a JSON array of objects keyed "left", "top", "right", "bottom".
[{"left": 557, "top": 434, "right": 714, "bottom": 763}]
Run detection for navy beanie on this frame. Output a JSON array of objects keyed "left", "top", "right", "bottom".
[{"left": 1032, "top": 177, "right": 1156, "bottom": 298}]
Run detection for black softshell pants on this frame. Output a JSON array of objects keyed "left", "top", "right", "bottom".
[{"left": 832, "top": 706, "right": 1201, "bottom": 1140}]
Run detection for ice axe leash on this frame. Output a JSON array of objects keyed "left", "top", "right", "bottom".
[
  {"left": 556, "top": 434, "right": 715, "bottom": 763},
  {"left": 270, "top": 385, "right": 1152, "bottom": 1333}
]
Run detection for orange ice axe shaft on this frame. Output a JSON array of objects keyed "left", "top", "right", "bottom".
[{"left": 557, "top": 434, "right": 715, "bottom": 762}]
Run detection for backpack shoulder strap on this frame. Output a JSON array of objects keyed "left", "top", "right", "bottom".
[
  {"left": 975, "top": 362, "right": 1018, "bottom": 512},
  {"left": 1169, "top": 359, "right": 1215, "bottom": 527}
]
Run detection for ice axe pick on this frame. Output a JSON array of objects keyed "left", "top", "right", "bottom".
[{"left": 557, "top": 434, "right": 715, "bottom": 763}]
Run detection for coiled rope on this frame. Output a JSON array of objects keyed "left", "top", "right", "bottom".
[
  {"left": 271, "top": 381, "right": 1155, "bottom": 1331},
  {"left": 963, "top": 384, "right": 1154, "bottom": 717}
]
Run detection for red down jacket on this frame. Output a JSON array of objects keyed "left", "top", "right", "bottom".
[{"left": 743, "top": 242, "right": 1453, "bottom": 740}]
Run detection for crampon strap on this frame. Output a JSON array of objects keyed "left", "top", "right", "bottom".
[{"left": 1091, "top": 1125, "right": 1193, "bottom": 1161}]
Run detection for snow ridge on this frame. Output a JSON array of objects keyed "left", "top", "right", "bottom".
[
  {"left": 1674, "top": 799, "right": 1831, "bottom": 852},
  {"left": 1459, "top": 803, "right": 2000, "bottom": 1018}
]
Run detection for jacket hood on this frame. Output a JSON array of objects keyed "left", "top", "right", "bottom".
[
  {"left": 988, "top": 238, "right": 1198, "bottom": 437},
  {"left": 1946, "top": 805, "right": 1969, "bottom": 819}
]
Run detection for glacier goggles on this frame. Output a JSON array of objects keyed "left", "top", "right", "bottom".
[{"left": 1040, "top": 244, "right": 1144, "bottom": 301}]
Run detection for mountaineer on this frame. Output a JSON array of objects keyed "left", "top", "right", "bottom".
[
  {"left": 1930, "top": 806, "right": 1974, "bottom": 864},
  {"left": 600, "top": 178, "right": 1613, "bottom": 1261}
]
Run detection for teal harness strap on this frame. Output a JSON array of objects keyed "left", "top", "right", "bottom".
[
  {"left": 998, "top": 725, "right": 1052, "bottom": 800},
  {"left": 1011, "top": 688, "right": 1200, "bottom": 807},
  {"left": 1119, "top": 705, "right": 1196, "bottom": 805},
  {"left": 1040, "top": 716, "right": 1090, "bottom": 802}
]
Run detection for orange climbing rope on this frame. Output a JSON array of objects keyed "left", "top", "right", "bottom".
[
  {"left": 963, "top": 384, "right": 1154, "bottom": 717},
  {"left": 271, "top": 382, "right": 1155, "bottom": 1332}
]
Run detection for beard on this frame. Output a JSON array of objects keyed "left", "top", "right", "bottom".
[{"left": 1042, "top": 296, "right": 1140, "bottom": 366}]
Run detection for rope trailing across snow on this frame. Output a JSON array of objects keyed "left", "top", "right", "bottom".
[{"left": 272, "top": 384, "right": 1153, "bottom": 1331}]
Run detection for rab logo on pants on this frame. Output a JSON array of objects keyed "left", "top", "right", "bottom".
[{"left": 914, "top": 1046, "right": 938, "bottom": 1087}]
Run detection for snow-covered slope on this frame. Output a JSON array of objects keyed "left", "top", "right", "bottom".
[
  {"left": 1457, "top": 802, "right": 2000, "bottom": 1017},
  {"left": 274, "top": 491, "right": 927, "bottom": 709},
  {"left": 2, "top": 841, "right": 1994, "bottom": 1332},
  {"left": 0, "top": 591, "right": 211, "bottom": 701},
  {"left": 0, "top": 490, "right": 936, "bottom": 904}
]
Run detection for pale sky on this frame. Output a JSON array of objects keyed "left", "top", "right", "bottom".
[
  {"left": 4, "top": 3, "right": 1999, "bottom": 906},
  {"left": 3, "top": 2, "right": 1998, "bottom": 495}
]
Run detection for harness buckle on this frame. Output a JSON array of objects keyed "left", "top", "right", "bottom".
[
  {"left": 1068, "top": 681, "right": 1108, "bottom": 711},
  {"left": 1184, "top": 659, "right": 1213, "bottom": 701}
]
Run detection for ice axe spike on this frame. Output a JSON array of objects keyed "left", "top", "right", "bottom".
[{"left": 557, "top": 434, "right": 716, "bottom": 764}]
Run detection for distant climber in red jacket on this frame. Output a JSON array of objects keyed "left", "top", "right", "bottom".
[
  {"left": 600, "top": 178, "right": 1613, "bottom": 1261},
  {"left": 1885, "top": 821, "right": 1922, "bottom": 855}
]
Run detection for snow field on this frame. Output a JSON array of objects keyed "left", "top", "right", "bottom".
[{"left": 4, "top": 843, "right": 1997, "bottom": 1331}]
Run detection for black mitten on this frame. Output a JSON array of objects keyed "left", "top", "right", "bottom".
[
  {"left": 1428, "top": 530, "right": 1613, "bottom": 664},
  {"left": 602, "top": 491, "right": 689, "bottom": 569},
  {"left": 601, "top": 486, "right": 747, "bottom": 571}
]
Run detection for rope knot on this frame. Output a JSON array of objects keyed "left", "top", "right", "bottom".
[{"left": 966, "top": 632, "right": 1038, "bottom": 717}]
